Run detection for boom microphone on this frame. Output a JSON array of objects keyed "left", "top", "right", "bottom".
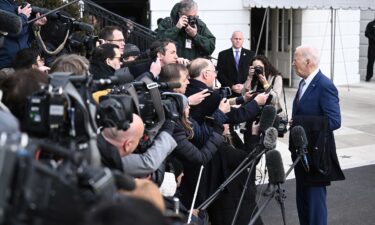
[
  {"left": 266, "top": 149, "right": 286, "bottom": 184},
  {"left": 263, "top": 127, "right": 278, "bottom": 150},
  {"left": 0, "top": 9, "right": 22, "bottom": 36},
  {"left": 73, "top": 21, "right": 95, "bottom": 33},
  {"left": 291, "top": 125, "right": 309, "bottom": 171},
  {"left": 259, "top": 105, "right": 277, "bottom": 133}
]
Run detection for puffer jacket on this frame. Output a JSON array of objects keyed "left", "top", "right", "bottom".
[{"left": 157, "top": 2, "right": 216, "bottom": 60}]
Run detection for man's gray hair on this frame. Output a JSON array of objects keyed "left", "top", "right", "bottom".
[
  {"left": 179, "top": 0, "right": 198, "bottom": 14},
  {"left": 189, "top": 58, "right": 210, "bottom": 78}
]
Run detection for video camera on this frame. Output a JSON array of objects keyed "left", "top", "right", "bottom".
[
  {"left": 0, "top": 129, "right": 120, "bottom": 225},
  {"left": 97, "top": 78, "right": 184, "bottom": 151}
]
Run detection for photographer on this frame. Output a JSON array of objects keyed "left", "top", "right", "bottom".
[
  {"left": 157, "top": 0, "right": 215, "bottom": 60},
  {"left": 244, "top": 55, "right": 287, "bottom": 121},
  {"left": 98, "top": 112, "right": 177, "bottom": 178},
  {"left": 0, "top": 0, "right": 47, "bottom": 71}
]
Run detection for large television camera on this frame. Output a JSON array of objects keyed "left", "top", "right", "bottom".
[
  {"left": 23, "top": 72, "right": 101, "bottom": 165},
  {"left": 97, "top": 77, "right": 184, "bottom": 152}
]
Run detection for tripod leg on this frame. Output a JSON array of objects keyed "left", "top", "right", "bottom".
[{"left": 230, "top": 160, "right": 256, "bottom": 225}]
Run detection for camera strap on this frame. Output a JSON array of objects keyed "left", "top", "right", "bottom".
[
  {"left": 140, "top": 76, "right": 166, "bottom": 140},
  {"left": 62, "top": 81, "right": 101, "bottom": 167},
  {"left": 33, "top": 26, "right": 70, "bottom": 55}
]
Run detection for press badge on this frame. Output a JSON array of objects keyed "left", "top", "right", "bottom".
[{"left": 185, "top": 38, "right": 192, "bottom": 49}]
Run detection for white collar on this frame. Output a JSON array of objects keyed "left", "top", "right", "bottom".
[{"left": 304, "top": 67, "right": 319, "bottom": 86}]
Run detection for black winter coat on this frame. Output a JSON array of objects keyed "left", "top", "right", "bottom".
[{"left": 171, "top": 119, "right": 224, "bottom": 165}]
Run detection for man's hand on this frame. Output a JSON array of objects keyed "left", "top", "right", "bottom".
[
  {"left": 185, "top": 24, "right": 197, "bottom": 38},
  {"left": 218, "top": 98, "right": 231, "bottom": 114},
  {"left": 252, "top": 121, "right": 260, "bottom": 135},
  {"left": 176, "top": 15, "right": 188, "bottom": 29},
  {"left": 149, "top": 58, "right": 161, "bottom": 78},
  {"left": 18, "top": 3, "right": 32, "bottom": 18},
  {"left": 243, "top": 91, "right": 253, "bottom": 102},
  {"left": 188, "top": 89, "right": 210, "bottom": 105},
  {"left": 38, "top": 65, "right": 50, "bottom": 73},
  {"left": 254, "top": 93, "right": 269, "bottom": 106},
  {"left": 33, "top": 12, "right": 47, "bottom": 27},
  {"left": 231, "top": 83, "right": 243, "bottom": 94},
  {"left": 177, "top": 57, "right": 190, "bottom": 66}
]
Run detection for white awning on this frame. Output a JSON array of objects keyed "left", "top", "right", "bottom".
[{"left": 242, "top": 0, "right": 375, "bottom": 10}]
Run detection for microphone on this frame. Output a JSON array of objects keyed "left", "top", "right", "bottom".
[
  {"left": 266, "top": 149, "right": 286, "bottom": 184},
  {"left": 0, "top": 9, "right": 22, "bottom": 36},
  {"left": 32, "top": 6, "right": 59, "bottom": 19},
  {"left": 263, "top": 127, "right": 278, "bottom": 150},
  {"left": 259, "top": 105, "right": 277, "bottom": 133},
  {"left": 112, "top": 170, "right": 136, "bottom": 191},
  {"left": 73, "top": 21, "right": 95, "bottom": 33},
  {"left": 291, "top": 125, "right": 310, "bottom": 172},
  {"left": 158, "top": 82, "right": 181, "bottom": 89}
]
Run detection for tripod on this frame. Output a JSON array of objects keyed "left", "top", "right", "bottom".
[
  {"left": 247, "top": 151, "right": 306, "bottom": 225},
  {"left": 197, "top": 145, "right": 266, "bottom": 211}
]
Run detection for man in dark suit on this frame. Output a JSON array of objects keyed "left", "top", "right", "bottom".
[
  {"left": 217, "top": 31, "right": 255, "bottom": 96},
  {"left": 290, "top": 45, "right": 345, "bottom": 225},
  {"left": 365, "top": 17, "right": 375, "bottom": 82}
]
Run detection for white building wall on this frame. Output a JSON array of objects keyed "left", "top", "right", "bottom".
[
  {"left": 299, "top": 9, "right": 361, "bottom": 85},
  {"left": 149, "top": 0, "right": 251, "bottom": 60}
]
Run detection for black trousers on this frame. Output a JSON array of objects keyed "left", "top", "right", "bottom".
[{"left": 366, "top": 43, "right": 375, "bottom": 81}]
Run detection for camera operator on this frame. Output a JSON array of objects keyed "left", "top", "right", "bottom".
[
  {"left": 157, "top": 0, "right": 215, "bottom": 60},
  {"left": 98, "top": 26, "right": 125, "bottom": 55},
  {"left": 50, "top": 53, "right": 90, "bottom": 75},
  {"left": 12, "top": 48, "right": 50, "bottom": 72},
  {"left": 0, "top": 0, "right": 47, "bottom": 71},
  {"left": 0, "top": 68, "right": 48, "bottom": 131},
  {"left": 90, "top": 43, "right": 122, "bottom": 80},
  {"left": 98, "top": 113, "right": 177, "bottom": 178}
]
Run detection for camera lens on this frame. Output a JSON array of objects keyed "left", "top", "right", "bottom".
[{"left": 254, "top": 66, "right": 263, "bottom": 76}]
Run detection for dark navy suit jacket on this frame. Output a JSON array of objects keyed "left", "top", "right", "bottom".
[{"left": 290, "top": 71, "right": 345, "bottom": 186}]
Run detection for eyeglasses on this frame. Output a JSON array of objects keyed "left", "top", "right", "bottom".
[
  {"left": 107, "top": 39, "right": 125, "bottom": 43},
  {"left": 205, "top": 69, "right": 217, "bottom": 74}
]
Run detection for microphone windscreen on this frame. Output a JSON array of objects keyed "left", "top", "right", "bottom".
[
  {"left": 73, "top": 21, "right": 95, "bottom": 33},
  {"left": 291, "top": 125, "right": 308, "bottom": 149},
  {"left": 266, "top": 149, "right": 286, "bottom": 184},
  {"left": 263, "top": 127, "right": 278, "bottom": 150},
  {"left": 112, "top": 170, "right": 136, "bottom": 191},
  {"left": 0, "top": 9, "right": 22, "bottom": 36},
  {"left": 273, "top": 115, "right": 280, "bottom": 129},
  {"left": 259, "top": 105, "right": 276, "bottom": 133}
]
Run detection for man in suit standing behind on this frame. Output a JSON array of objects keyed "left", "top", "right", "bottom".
[
  {"left": 290, "top": 45, "right": 345, "bottom": 225},
  {"left": 217, "top": 31, "right": 255, "bottom": 96}
]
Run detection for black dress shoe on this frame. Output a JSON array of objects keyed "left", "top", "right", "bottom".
[{"left": 366, "top": 77, "right": 372, "bottom": 82}]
